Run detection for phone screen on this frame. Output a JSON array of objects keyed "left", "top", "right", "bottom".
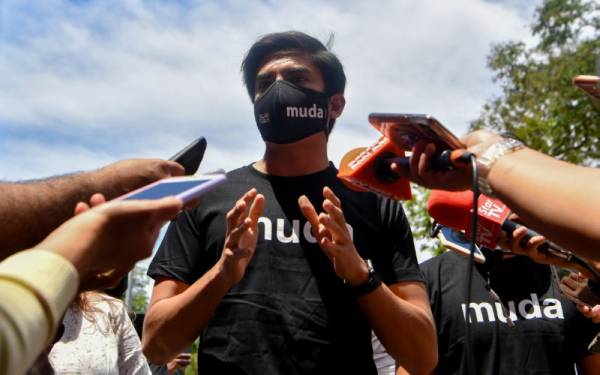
[
  {"left": 438, "top": 226, "right": 486, "bottom": 263},
  {"left": 123, "top": 179, "right": 211, "bottom": 200},
  {"left": 369, "top": 113, "right": 464, "bottom": 151}
]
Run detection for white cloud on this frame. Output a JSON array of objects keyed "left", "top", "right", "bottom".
[{"left": 0, "top": 0, "right": 540, "bottom": 181}]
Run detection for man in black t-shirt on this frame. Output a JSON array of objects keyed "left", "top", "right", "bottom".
[
  {"left": 410, "top": 249, "right": 600, "bottom": 375},
  {"left": 141, "top": 31, "right": 437, "bottom": 374}
]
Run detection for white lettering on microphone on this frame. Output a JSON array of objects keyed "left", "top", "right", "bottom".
[{"left": 478, "top": 198, "right": 505, "bottom": 220}]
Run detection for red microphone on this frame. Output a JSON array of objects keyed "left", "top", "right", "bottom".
[
  {"left": 337, "top": 136, "right": 412, "bottom": 200},
  {"left": 427, "top": 189, "right": 511, "bottom": 249}
]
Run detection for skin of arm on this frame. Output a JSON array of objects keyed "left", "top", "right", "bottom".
[
  {"left": 298, "top": 187, "right": 437, "bottom": 375},
  {"left": 142, "top": 189, "right": 264, "bottom": 364},
  {"left": 392, "top": 129, "right": 600, "bottom": 261},
  {"left": 0, "top": 195, "right": 183, "bottom": 375},
  {"left": 0, "top": 158, "right": 184, "bottom": 259}
]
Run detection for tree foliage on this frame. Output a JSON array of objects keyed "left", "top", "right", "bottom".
[
  {"left": 408, "top": 0, "right": 600, "bottom": 256},
  {"left": 471, "top": 0, "right": 600, "bottom": 165}
]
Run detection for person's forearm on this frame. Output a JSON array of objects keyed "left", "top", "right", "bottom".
[
  {"left": 142, "top": 266, "right": 233, "bottom": 364},
  {"left": 0, "top": 170, "right": 120, "bottom": 258},
  {"left": 489, "top": 148, "right": 600, "bottom": 260},
  {"left": 358, "top": 284, "right": 437, "bottom": 375},
  {"left": 0, "top": 250, "right": 79, "bottom": 375}
]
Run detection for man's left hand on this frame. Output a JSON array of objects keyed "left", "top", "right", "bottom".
[{"left": 298, "top": 186, "right": 368, "bottom": 286}]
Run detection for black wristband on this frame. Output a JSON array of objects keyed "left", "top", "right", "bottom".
[{"left": 347, "top": 259, "right": 382, "bottom": 297}]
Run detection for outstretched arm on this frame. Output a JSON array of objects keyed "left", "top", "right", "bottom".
[
  {"left": 142, "top": 189, "right": 265, "bottom": 364},
  {"left": 0, "top": 158, "right": 184, "bottom": 259},
  {"left": 392, "top": 130, "right": 600, "bottom": 261}
]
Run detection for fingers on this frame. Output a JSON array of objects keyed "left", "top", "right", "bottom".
[
  {"left": 74, "top": 201, "right": 90, "bottom": 216},
  {"left": 320, "top": 205, "right": 348, "bottom": 244},
  {"left": 417, "top": 143, "right": 436, "bottom": 177},
  {"left": 248, "top": 194, "right": 265, "bottom": 225},
  {"left": 226, "top": 189, "right": 257, "bottom": 231},
  {"left": 166, "top": 160, "right": 186, "bottom": 177},
  {"left": 323, "top": 186, "right": 341, "bottom": 207},
  {"left": 90, "top": 193, "right": 106, "bottom": 207},
  {"left": 298, "top": 195, "right": 320, "bottom": 231},
  {"left": 410, "top": 141, "right": 428, "bottom": 183},
  {"left": 74, "top": 193, "right": 107, "bottom": 216},
  {"left": 80, "top": 268, "right": 129, "bottom": 291}
]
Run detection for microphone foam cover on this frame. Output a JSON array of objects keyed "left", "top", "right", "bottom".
[{"left": 338, "top": 136, "right": 412, "bottom": 200}]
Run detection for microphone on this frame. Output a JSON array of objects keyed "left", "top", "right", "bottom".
[
  {"left": 427, "top": 189, "right": 548, "bottom": 250},
  {"left": 390, "top": 149, "right": 473, "bottom": 170},
  {"left": 337, "top": 136, "right": 412, "bottom": 200}
]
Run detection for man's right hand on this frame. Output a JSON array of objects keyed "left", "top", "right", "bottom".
[{"left": 216, "top": 188, "right": 265, "bottom": 287}]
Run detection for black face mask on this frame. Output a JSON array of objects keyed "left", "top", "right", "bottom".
[{"left": 254, "top": 80, "right": 330, "bottom": 144}]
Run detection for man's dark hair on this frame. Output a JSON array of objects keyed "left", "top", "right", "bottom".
[
  {"left": 241, "top": 31, "right": 347, "bottom": 135},
  {"left": 241, "top": 31, "right": 346, "bottom": 100}
]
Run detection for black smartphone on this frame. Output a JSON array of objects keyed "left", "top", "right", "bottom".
[
  {"left": 368, "top": 113, "right": 464, "bottom": 152},
  {"left": 169, "top": 137, "right": 207, "bottom": 175}
]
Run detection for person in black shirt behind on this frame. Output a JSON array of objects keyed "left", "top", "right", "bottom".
[
  {"left": 397, "top": 233, "right": 600, "bottom": 375},
  {"left": 142, "top": 31, "right": 437, "bottom": 375}
]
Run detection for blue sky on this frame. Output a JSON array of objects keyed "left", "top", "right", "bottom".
[
  {"left": 0, "top": 0, "right": 541, "bottom": 181},
  {"left": 0, "top": 0, "right": 542, "bottom": 271}
]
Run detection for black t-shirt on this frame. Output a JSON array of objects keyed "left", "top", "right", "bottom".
[
  {"left": 421, "top": 251, "right": 599, "bottom": 375},
  {"left": 148, "top": 163, "right": 423, "bottom": 375}
]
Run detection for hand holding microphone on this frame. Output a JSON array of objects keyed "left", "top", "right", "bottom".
[{"left": 428, "top": 189, "right": 600, "bottom": 281}]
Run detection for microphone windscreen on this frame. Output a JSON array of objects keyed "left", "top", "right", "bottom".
[
  {"left": 428, "top": 189, "right": 512, "bottom": 248},
  {"left": 427, "top": 189, "right": 473, "bottom": 231},
  {"left": 337, "top": 136, "right": 412, "bottom": 200}
]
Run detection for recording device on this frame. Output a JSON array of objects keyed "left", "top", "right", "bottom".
[
  {"left": 169, "top": 137, "right": 207, "bottom": 175},
  {"left": 427, "top": 189, "right": 600, "bottom": 280},
  {"left": 337, "top": 136, "right": 412, "bottom": 200},
  {"left": 368, "top": 113, "right": 472, "bottom": 170},
  {"left": 573, "top": 75, "right": 600, "bottom": 98},
  {"left": 117, "top": 174, "right": 226, "bottom": 204},
  {"left": 559, "top": 272, "right": 600, "bottom": 308},
  {"left": 432, "top": 223, "right": 486, "bottom": 263},
  {"left": 428, "top": 189, "right": 556, "bottom": 251}
]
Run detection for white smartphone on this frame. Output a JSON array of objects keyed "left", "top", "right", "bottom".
[
  {"left": 117, "top": 174, "right": 226, "bottom": 203},
  {"left": 437, "top": 225, "right": 486, "bottom": 263}
]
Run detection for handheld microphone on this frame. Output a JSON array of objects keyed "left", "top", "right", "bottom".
[
  {"left": 427, "top": 189, "right": 549, "bottom": 250},
  {"left": 337, "top": 136, "right": 412, "bottom": 200},
  {"left": 389, "top": 149, "right": 473, "bottom": 170}
]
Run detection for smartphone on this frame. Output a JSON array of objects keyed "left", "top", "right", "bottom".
[
  {"left": 437, "top": 225, "right": 486, "bottom": 263},
  {"left": 573, "top": 75, "right": 600, "bottom": 98},
  {"left": 169, "top": 137, "right": 207, "bottom": 175},
  {"left": 368, "top": 113, "right": 464, "bottom": 152},
  {"left": 117, "top": 174, "right": 225, "bottom": 203},
  {"left": 559, "top": 272, "right": 600, "bottom": 308}
]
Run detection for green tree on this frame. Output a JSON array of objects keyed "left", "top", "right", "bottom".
[
  {"left": 471, "top": 0, "right": 600, "bottom": 165},
  {"left": 404, "top": 185, "right": 444, "bottom": 257},
  {"left": 406, "top": 0, "right": 600, "bottom": 256},
  {"left": 129, "top": 264, "right": 149, "bottom": 313}
]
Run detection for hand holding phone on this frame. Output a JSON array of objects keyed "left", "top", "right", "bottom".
[
  {"left": 369, "top": 113, "right": 465, "bottom": 151},
  {"left": 559, "top": 272, "right": 600, "bottom": 308},
  {"left": 434, "top": 223, "right": 486, "bottom": 263}
]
